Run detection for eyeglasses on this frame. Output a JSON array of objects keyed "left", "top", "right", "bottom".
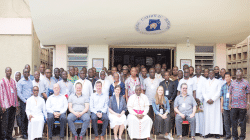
[
  {"left": 182, "top": 88, "right": 187, "bottom": 89},
  {"left": 33, "top": 90, "right": 39, "bottom": 91}
]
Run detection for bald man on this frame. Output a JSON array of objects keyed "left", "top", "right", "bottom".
[{"left": 46, "top": 84, "right": 68, "bottom": 140}]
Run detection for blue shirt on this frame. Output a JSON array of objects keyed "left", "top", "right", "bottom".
[
  {"left": 109, "top": 82, "right": 125, "bottom": 96},
  {"left": 52, "top": 76, "right": 62, "bottom": 83},
  {"left": 220, "top": 82, "right": 231, "bottom": 110},
  {"left": 90, "top": 92, "right": 109, "bottom": 114},
  {"left": 152, "top": 97, "right": 170, "bottom": 115},
  {"left": 21, "top": 75, "right": 34, "bottom": 81},
  {"left": 17, "top": 77, "right": 33, "bottom": 103}
]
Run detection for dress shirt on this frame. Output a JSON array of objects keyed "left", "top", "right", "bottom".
[
  {"left": 39, "top": 77, "right": 57, "bottom": 97},
  {"left": 40, "top": 73, "right": 45, "bottom": 81},
  {"left": 17, "top": 77, "right": 33, "bottom": 103},
  {"left": 58, "top": 80, "right": 74, "bottom": 96},
  {"left": 32, "top": 80, "right": 39, "bottom": 87},
  {"left": 90, "top": 92, "right": 109, "bottom": 114},
  {"left": 52, "top": 76, "right": 62, "bottom": 83},
  {"left": 177, "top": 78, "right": 196, "bottom": 96},
  {"left": 143, "top": 77, "right": 161, "bottom": 105},
  {"left": 46, "top": 94, "right": 68, "bottom": 114}
]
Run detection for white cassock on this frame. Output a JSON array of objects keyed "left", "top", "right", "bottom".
[
  {"left": 26, "top": 96, "right": 47, "bottom": 140},
  {"left": 193, "top": 75, "right": 206, "bottom": 136},
  {"left": 127, "top": 94, "right": 153, "bottom": 139},
  {"left": 202, "top": 78, "right": 223, "bottom": 135},
  {"left": 94, "top": 79, "right": 111, "bottom": 97}
]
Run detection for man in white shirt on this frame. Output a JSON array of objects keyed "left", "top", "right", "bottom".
[
  {"left": 177, "top": 68, "right": 196, "bottom": 97},
  {"left": 39, "top": 64, "right": 46, "bottom": 81},
  {"left": 74, "top": 70, "right": 93, "bottom": 99},
  {"left": 46, "top": 84, "right": 68, "bottom": 140},
  {"left": 32, "top": 71, "right": 40, "bottom": 87},
  {"left": 26, "top": 86, "right": 47, "bottom": 140}
]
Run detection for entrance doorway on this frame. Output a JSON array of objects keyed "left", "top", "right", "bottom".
[{"left": 109, "top": 47, "right": 175, "bottom": 70}]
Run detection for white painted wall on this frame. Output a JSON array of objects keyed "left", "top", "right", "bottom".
[
  {"left": 55, "top": 45, "right": 67, "bottom": 70},
  {"left": 88, "top": 45, "right": 109, "bottom": 70},
  {"left": 176, "top": 44, "right": 195, "bottom": 69}
]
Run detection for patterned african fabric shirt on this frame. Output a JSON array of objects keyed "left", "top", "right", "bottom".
[
  {"left": 229, "top": 78, "right": 250, "bottom": 109},
  {"left": 67, "top": 75, "right": 79, "bottom": 84},
  {"left": 125, "top": 76, "right": 143, "bottom": 98}
]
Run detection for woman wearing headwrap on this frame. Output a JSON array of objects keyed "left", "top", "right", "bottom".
[
  {"left": 94, "top": 70, "right": 111, "bottom": 97},
  {"left": 109, "top": 72, "right": 125, "bottom": 97}
]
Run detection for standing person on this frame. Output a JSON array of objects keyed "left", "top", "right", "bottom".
[
  {"left": 167, "top": 69, "right": 173, "bottom": 77},
  {"left": 174, "top": 70, "right": 183, "bottom": 91},
  {"left": 68, "top": 66, "right": 79, "bottom": 84},
  {"left": 94, "top": 70, "right": 111, "bottom": 97},
  {"left": 193, "top": 66, "right": 206, "bottom": 137},
  {"left": 92, "top": 67, "right": 99, "bottom": 80},
  {"left": 155, "top": 64, "right": 162, "bottom": 80},
  {"left": 39, "top": 64, "right": 46, "bottom": 81},
  {"left": 203, "top": 69, "right": 209, "bottom": 79},
  {"left": 120, "top": 65, "right": 130, "bottom": 83},
  {"left": 203, "top": 69, "right": 223, "bottom": 139},
  {"left": 125, "top": 67, "right": 142, "bottom": 102},
  {"left": 229, "top": 68, "right": 250, "bottom": 140},
  {"left": 159, "top": 71, "right": 176, "bottom": 134},
  {"left": 107, "top": 67, "right": 117, "bottom": 83},
  {"left": 102, "top": 67, "right": 108, "bottom": 74},
  {"left": 75, "top": 67, "right": 79, "bottom": 77},
  {"left": 0, "top": 67, "right": 19, "bottom": 140},
  {"left": 13, "top": 71, "right": 22, "bottom": 138},
  {"left": 170, "top": 66, "right": 178, "bottom": 81},
  {"left": 90, "top": 81, "right": 109, "bottom": 140},
  {"left": 139, "top": 68, "right": 148, "bottom": 86},
  {"left": 214, "top": 66, "right": 221, "bottom": 79},
  {"left": 74, "top": 70, "right": 93, "bottom": 99},
  {"left": 109, "top": 72, "right": 125, "bottom": 97},
  {"left": 128, "top": 64, "right": 132, "bottom": 72},
  {"left": 174, "top": 83, "right": 197, "bottom": 140},
  {"left": 182, "top": 64, "right": 189, "bottom": 71},
  {"left": 46, "top": 84, "right": 68, "bottom": 140},
  {"left": 219, "top": 68, "right": 226, "bottom": 86},
  {"left": 32, "top": 71, "right": 40, "bottom": 87},
  {"left": 26, "top": 86, "right": 47, "bottom": 140},
  {"left": 162, "top": 63, "right": 167, "bottom": 70},
  {"left": 160, "top": 68, "right": 166, "bottom": 81},
  {"left": 127, "top": 85, "right": 153, "bottom": 140},
  {"left": 108, "top": 85, "right": 127, "bottom": 140},
  {"left": 59, "top": 68, "right": 64, "bottom": 77},
  {"left": 52, "top": 68, "right": 62, "bottom": 83},
  {"left": 39, "top": 69, "right": 57, "bottom": 100},
  {"left": 220, "top": 72, "right": 232, "bottom": 140},
  {"left": 23, "top": 64, "right": 34, "bottom": 80},
  {"left": 17, "top": 68, "right": 33, "bottom": 139},
  {"left": 68, "top": 82, "right": 90, "bottom": 140},
  {"left": 117, "top": 64, "right": 122, "bottom": 74},
  {"left": 189, "top": 66, "right": 194, "bottom": 78},
  {"left": 152, "top": 86, "right": 172, "bottom": 139},
  {"left": 143, "top": 68, "right": 161, "bottom": 120},
  {"left": 86, "top": 69, "right": 98, "bottom": 89},
  {"left": 177, "top": 68, "right": 196, "bottom": 97},
  {"left": 58, "top": 71, "right": 74, "bottom": 98},
  {"left": 82, "top": 67, "right": 88, "bottom": 77}
]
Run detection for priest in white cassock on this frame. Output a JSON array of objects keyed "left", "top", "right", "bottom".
[
  {"left": 94, "top": 70, "right": 111, "bottom": 97},
  {"left": 26, "top": 86, "right": 47, "bottom": 140},
  {"left": 192, "top": 66, "right": 206, "bottom": 136},
  {"left": 202, "top": 69, "right": 223, "bottom": 139},
  {"left": 127, "top": 85, "right": 153, "bottom": 140}
]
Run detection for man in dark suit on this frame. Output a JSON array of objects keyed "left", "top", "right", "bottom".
[{"left": 159, "top": 71, "right": 177, "bottom": 134}]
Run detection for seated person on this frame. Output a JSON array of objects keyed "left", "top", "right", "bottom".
[
  {"left": 152, "top": 86, "right": 172, "bottom": 139},
  {"left": 127, "top": 85, "right": 153, "bottom": 140},
  {"left": 26, "top": 86, "right": 47, "bottom": 140},
  {"left": 90, "top": 81, "right": 109, "bottom": 140},
  {"left": 108, "top": 85, "right": 127, "bottom": 140},
  {"left": 174, "top": 83, "right": 197, "bottom": 140},
  {"left": 67, "top": 82, "right": 90, "bottom": 140},
  {"left": 46, "top": 84, "right": 68, "bottom": 140}
]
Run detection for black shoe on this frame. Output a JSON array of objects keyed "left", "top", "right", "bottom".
[
  {"left": 239, "top": 137, "right": 245, "bottom": 140},
  {"left": 22, "top": 135, "right": 28, "bottom": 139},
  {"left": 233, "top": 137, "right": 239, "bottom": 140},
  {"left": 204, "top": 135, "right": 209, "bottom": 138},
  {"left": 215, "top": 135, "right": 220, "bottom": 139},
  {"left": 224, "top": 136, "right": 231, "bottom": 140}
]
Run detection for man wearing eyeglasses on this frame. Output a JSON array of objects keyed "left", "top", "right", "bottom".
[{"left": 39, "top": 69, "right": 57, "bottom": 100}]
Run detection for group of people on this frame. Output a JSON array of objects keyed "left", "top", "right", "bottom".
[{"left": 0, "top": 63, "right": 249, "bottom": 140}]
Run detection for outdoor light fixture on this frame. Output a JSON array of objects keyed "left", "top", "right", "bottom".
[{"left": 157, "top": 53, "right": 161, "bottom": 55}]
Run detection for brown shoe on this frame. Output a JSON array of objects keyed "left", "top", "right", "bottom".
[
  {"left": 100, "top": 136, "right": 105, "bottom": 140},
  {"left": 95, "top": 136, "right": 99, "bottom": 140}
]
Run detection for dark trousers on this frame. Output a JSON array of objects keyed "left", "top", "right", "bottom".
[
  {"left": 223, "top": 110, "right": 231, "bottom": 137},
  {"left": 1, "top": 106, "right": 16, "bottom": 139},
  {"left": 91, "top": 113, "right": 109, "bottom": 136},
  {"left": 148, "top": 105, "right": 154, "bottom": 121},
  {"left": 230, "top": 108, "right": 247, "bottom": 139},
  {"left": 47, "top": 113, "right": 67, "bottom": 138},
  {"left": 170, "top": 102, "right": 175, "bottom": 134},
  {"left": 20, "top": 100, "right": 28, "bottom": 135}
]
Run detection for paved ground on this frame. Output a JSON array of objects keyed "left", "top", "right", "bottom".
[{"left": 15, "top": 123, "right": 250, "bottom": 140}]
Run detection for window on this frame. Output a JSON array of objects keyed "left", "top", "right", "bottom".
[
  {"left": 195, "top": 46, "right": 214, "bottom": 73},
  {"left": 67, "top": 46, "right": 88, "bottom": 70}
]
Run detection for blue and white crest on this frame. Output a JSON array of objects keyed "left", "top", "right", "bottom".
[{"left": 135, "top": 14, "right": 171, "bottom": 35}]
